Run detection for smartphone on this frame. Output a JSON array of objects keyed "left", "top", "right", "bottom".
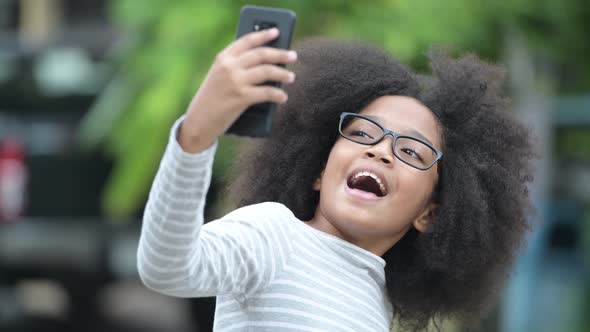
[{"left": 225, "top": 5, "right": 296, "bottom": 137}]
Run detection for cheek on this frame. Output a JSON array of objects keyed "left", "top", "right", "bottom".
[
  {"left": 322, "top": 143, "right": 354, "bottom": 183},
  {"left": 396, "top": 171, "right": 436, "bottom": 205}
]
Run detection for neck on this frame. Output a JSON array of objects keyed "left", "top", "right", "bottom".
[{"left": 305, "top": 213, "right": 409, "bottom": 257}]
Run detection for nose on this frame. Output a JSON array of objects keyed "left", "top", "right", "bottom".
[{"left": 364, "top": 136, "right": 395, "bottom": 165}]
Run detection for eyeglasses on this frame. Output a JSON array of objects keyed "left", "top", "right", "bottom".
[{"left": 338, "top": 112, "right": 443, "bottom": 170}]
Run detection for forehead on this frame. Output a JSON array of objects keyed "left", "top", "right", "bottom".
[{"left": 359, "top": 95, "right": 441, "bottom": 148}]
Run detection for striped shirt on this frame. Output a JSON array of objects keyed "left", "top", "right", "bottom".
[{"left": 137, "top": 118, "right": 393, "bottom": 331}]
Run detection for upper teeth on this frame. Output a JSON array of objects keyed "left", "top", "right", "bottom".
[{"left": 352, "top": 171, "right": 387, "bottom": 195}]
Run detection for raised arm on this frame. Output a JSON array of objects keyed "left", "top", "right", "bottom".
[{"left": 137, "top": 28, "right": 297, "bottom": 299}]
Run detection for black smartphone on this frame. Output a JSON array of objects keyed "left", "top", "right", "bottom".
[{"left": 225, "top": 5, "right": 296, "bottom": 137}]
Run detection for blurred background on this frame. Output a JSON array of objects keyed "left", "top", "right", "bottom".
[{"left": 0, "top": 0, "right": 588, "bottom": 331}]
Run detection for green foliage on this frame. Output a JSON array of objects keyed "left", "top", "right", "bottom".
[
  {"left": 79, "top": 0, "right": 590, "bottom": 218},
  {"left": 556, "top": 127, "right": 590, "bottom": 160}
]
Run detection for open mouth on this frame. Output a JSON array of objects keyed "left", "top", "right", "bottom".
[{"left": 346, "top": 171, "right": 387, "bottom": 197}]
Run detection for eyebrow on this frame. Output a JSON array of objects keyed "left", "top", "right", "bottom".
[{"left": 366, "top": 115, "right": 435, "bottom": 146}]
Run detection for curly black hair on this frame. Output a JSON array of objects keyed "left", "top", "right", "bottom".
[{"left": 229, "top": 38, "right": 535, "bottom": 331}]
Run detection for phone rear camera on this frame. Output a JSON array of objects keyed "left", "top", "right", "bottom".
[{"left": 253, "top": 20, "right": 277, "bottom": 31}]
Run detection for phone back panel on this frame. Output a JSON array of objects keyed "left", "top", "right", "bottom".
[{"left": 226, "top": 6, "right": 296, "bottom": 137}]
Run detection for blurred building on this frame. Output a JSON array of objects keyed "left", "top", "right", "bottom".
[{"left": 0, "top": 1, "right": 206, "bottom": 331}]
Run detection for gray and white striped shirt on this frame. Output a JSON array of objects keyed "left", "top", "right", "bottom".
[{"left": 137, "top": 118, "right": 393, "bottom": 331}]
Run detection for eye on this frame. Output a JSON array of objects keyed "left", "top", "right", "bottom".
[
  {"left": 350, "top": 130, "right": 373, "bottom": 139},
  {"left": 401, "top": 148, "right": 423, "bottom": 161}
]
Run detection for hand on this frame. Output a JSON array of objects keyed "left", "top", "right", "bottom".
[{"left": 179, "top": 28, "right": 298, "bottom": 153}]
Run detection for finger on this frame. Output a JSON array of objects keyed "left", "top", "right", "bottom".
[
  {"left": 245, "top": 86, "right": 288, "bottom": 105},
  {"left": 243, "top": 65, "right": 295, "bottom": 85},
  {"left": 226, "top": 28, "right": 279, "bottom": 56},
  {"left": 238, "top": 47, "right": 297, "bottom": 68}
]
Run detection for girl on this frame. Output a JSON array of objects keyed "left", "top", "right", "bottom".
[{"left": 138, "top": 28, "right": 534, "bottom": 331}]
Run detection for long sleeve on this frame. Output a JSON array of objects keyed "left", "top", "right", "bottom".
[{"left": 137, "top": 117, "right": 294, "bottom": 301}]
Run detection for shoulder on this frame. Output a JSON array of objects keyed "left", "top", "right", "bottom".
[
  {"left": 223, "top": 202, "right": 296, "bottom": 226},
  {"left": 204, "top": 202, "right": 300, "bottom": 247}
]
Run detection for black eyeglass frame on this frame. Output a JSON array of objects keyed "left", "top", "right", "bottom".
[{"left": 338, "top": 112, "right": 443, "bottom": 171}]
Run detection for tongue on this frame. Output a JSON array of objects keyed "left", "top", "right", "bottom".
[{"left": 350, "top": 188, "right": 379, "bottom": 198}]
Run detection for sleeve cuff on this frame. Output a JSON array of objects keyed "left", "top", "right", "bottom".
[{"left": 168, "top": 115, "right": 218, "bottom": 165}]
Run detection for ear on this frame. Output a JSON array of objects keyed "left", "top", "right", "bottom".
[
  {"left": 312, "top": 170, "right": 324, "bottom": 191},
  {"left": 413, "top": 202, "right": 438, "bottom": 234}
]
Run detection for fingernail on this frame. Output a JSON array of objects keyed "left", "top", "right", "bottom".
[
  {"left": 268, "top": 27, "right": 279, "bottom": 35},
  {"left": 288, "top": 50, "right": 297, "bottom": 60},
  {"left": 288, "top": 72, "right": 295, "bottom": 82}
]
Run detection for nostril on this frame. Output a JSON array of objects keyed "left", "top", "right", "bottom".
[
  {"left": 381, "top": 158, "right": 391, "bottom": 164},
  {"left": 367, "top": 152, "right": 375, "bottom": 158}
]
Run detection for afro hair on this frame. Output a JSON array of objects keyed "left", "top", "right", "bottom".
[{"left": 230, "top": 38, "right": 535, "bottom": 331}]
